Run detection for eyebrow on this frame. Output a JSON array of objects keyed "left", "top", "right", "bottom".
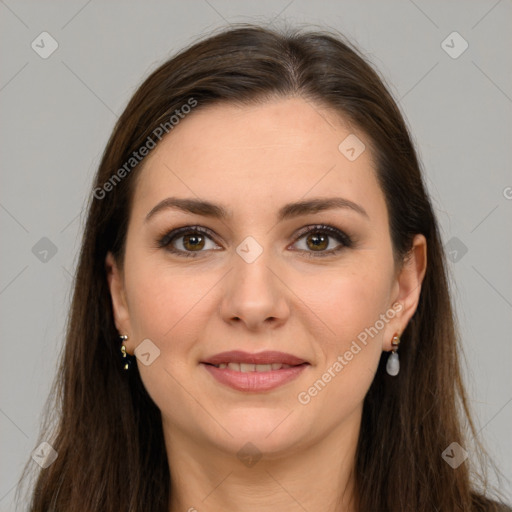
[{"left": 145, "top": 196, "right": 369, "bottom": 223}]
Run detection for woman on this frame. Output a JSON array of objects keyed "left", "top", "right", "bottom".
[{"left": 18, "top": 23, "right": 509, "bottom": 511}]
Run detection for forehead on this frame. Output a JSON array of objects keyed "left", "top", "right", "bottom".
[{"left": 132, "top": 97, "right": 386, "bottom": 223}]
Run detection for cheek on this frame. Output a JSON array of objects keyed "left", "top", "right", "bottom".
[
  {"left": 122, "top": 256, "right": 211, "bottom": 426},
  {"left": 295, "top": 273, "right": 389, "bottom": 416},
  {"left": 301, "top": 263, "right": 393, "bottom": 345},
  {"left": 123, "top": 248, "right": 210, "bottom": 342},
  {"left": 302, "top": 266, "right": 392, "bottom": 380}
]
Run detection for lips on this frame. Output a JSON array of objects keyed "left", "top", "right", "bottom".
[
  {"left": 200, "top": 351, "right": 310, "bottom": 391},
  {"left": 211, "top": 362, "right": 293, "bottom": 372},
  {"left": 201, "top": 350, "right": 307, "bottom": 367}
]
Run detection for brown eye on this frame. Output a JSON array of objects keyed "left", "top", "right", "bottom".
[
  {"left": 181, "top": 233, "right": 206, "bottom": 251},
  {"left": 291, "top": 225, "right": 353, "bottom": 257},
  {"left": 305, "top": 232, "right": 329, "bottom": 251},
  {"left": 157, "top": 224, "right": 352, "bottom": 259},
  {"left": 157, "top": 226, "right": 220, "bottom": 258}
]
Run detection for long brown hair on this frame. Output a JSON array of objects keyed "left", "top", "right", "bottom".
[{"left": 17, "top": 23, "right": 509, "bottom": 511}]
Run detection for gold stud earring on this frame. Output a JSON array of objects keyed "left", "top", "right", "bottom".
[{"left": 119, "top": 335, "right": 132, "bottom": 371}]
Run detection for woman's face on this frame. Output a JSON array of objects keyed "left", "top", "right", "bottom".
[{"left": 107, "top": 96, "right": 425, "bottom": 458}]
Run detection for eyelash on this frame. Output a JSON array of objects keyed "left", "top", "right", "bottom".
[{"left": 156, "top": 224, "right": 353, "bottom": 259}]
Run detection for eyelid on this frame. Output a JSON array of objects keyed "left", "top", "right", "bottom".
[
  {"left": 156, "top": 225, "right": 217, "bottom": 249},
  {"left": 288, "top": 224, "right": 353, "bottom": 256},
  {"left": 156, "top": 223, "right": 353, "bottom": 257},
  {"left": 291, "top": 224, "right": 352, "bottom": 246}
]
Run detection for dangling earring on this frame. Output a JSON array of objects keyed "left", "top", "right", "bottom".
[
  {"left": 120, "top": 334, "right": 132, "bottom": 371},
  {"left": 386, "top": 333, "right": 401, "bottom": 376}
]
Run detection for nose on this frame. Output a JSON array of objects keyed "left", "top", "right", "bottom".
[{"left": 219, "top": 247, "right": 290, "bottom": 332}]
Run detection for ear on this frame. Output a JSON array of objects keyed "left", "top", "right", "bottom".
[
  {"left": 105, "top": 251, "right": 133, "bottom": 353},
  {"left": 383, "top": 234, "right": 427, "bottom": 350}
]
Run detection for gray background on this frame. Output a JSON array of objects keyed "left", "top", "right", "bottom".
[{"left": 1, "top": 0, "right": 511, "bottom": 509}]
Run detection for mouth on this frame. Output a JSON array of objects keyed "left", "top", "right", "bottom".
[
  {"left": 200, "top": 350, "right": 310, "bottom": 392},
  {"left": 201, "top": 350, "right": 308, "bottom": 367},
  {"left": 205, "top": 362, "right": 303, "bottom": 372}
]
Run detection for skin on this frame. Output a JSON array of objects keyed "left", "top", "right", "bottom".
[{"left": 106, "top": 96, "right": 427, "bottom": 512}]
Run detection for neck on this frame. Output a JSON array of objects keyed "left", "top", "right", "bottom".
[{"left": 165, "top": 406, "right": 361, "bottom": 512}]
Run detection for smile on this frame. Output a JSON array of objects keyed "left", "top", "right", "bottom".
[
  {"left": 201, "top": 361, "right": 309, "bottom": 392},
  {"left": 210, "top": 362, "right": 294, "bottom": 371}
]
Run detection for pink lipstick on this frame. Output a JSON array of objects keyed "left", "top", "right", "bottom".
[{"left": 201, "top": 350, "right": 310, "bottom": 392}]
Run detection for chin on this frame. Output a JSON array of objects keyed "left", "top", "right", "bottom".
[{"left": 207, "top": 407, "right": 307, "bottom": 456}]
